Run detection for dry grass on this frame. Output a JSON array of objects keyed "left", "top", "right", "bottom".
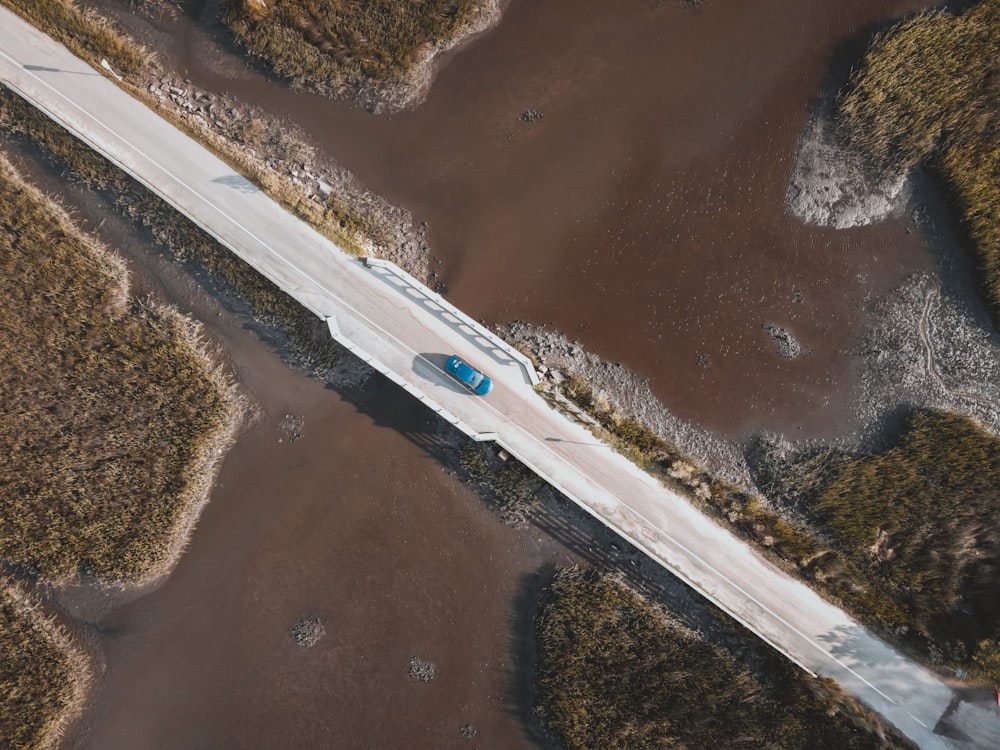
[
  {"left": 535, "top": 568, "right": 909, "bottom": 750},
  {"left": 0, "top": 579, "right": 90, "bottom": 749},
  {"left": 0, "top": 0, "right": 150, "bottom": 76},
  {"left": 837, "top": 0, "right": 1000, "bottom": 320},
  {"left": 0, "top": 152, "right": 242, "bottom": 583},
  {"left": 220, "top": 0, "right": 485, "bottom": 103},
  {"left": 796, "top": 410, "right": 1000, "bottom": 645},
  {"left": 0, "top": 87, "right": 345, "bottom": 372}
]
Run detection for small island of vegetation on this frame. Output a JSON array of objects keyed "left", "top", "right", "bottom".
[
  {"left": 0, "top": 149, "right": 241, "bottom": 740},
  {"left": 0, "top": 154, "right": 240, "bottom": 583}
]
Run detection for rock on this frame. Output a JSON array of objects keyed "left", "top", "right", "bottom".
[
  {"left": 762, "top": 323, "right": 804, "bottom": 359},
  {"left": 288, "top": 615, "right": 324, "bottom": 647},
  {"left": 408, "top": 656, "right": 437, "bottom": 683}
]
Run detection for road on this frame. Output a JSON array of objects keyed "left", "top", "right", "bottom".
[{"left": 1, "top": 8, "right": 998, "bottom": 747}]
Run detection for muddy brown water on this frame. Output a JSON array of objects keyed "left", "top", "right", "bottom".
[
  {"left": 5, "top": 0, "right": 973, "bottom": 746},
  {"left": 0, "top": 143, "right": 568, "bottom": 748},
  {"left": 61, "top": 381, "right": 560, "bottom": 750},
  {"left": 141, "top": 0, "right": 946, "bottom": 442}
]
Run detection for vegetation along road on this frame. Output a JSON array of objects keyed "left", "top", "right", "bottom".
[{"left": 1, "top": 7, "right": 998, "bottom": 747}]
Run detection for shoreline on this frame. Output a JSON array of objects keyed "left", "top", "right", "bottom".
[
  {"left": 0, "top": 150, "right": 248, "bottom": 590},
  {"left": 0, "top": 580, "right": 91, "bottom": 750},
  {"left": 355, "top": 0, "right": 506, "bottom": 114}
]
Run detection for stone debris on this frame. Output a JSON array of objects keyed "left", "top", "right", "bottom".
[
  {"left": 144, "top": 73, "right": 433, "bottom": 281},
  {"left": 408, "top": 656, "right": 438, "bottom": 683},
  {"left": 762, "top": 323, "right": 805, "bottom": 359},
  {"left": 289, "top": 615, "right": 325, "bottom": 647},
  {"left": 786, "top": 110, "right": 910, "bottom": 228},
  {"left": 278, "top": 413, "right": 304, "bottom": 443}
]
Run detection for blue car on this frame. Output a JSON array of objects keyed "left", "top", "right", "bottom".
[{"left": 445, "top": 355, "right": 493, "bottom": 395}]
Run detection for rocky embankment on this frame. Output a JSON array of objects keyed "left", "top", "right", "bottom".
[
  {"left": 499, "top": 321, "right": 753, "bottom": 487},
  {"left": 142, "top": 73, "right": 434, "bottom": 279}
]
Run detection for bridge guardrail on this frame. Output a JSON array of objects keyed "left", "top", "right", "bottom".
[{"left": 363, "top": 257, "right": 540, "bottom": 386}]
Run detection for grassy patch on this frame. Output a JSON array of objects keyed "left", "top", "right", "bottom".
[
  {"left": 772, "top": 410, "right": 1000, "bottom": 654},
  {"left": 535, "top": 568, "right": 908, "bottom": 750},
  {"left": 0, "top": 87, "right": 343, "bottom": 372},
  {"left": 456, "top": 443, "right": 541, "bottom": 522},
  {"left": 0, "top": 152, "right": 240, "bottom": 582},
  {"left": 837, "top": 0, "right": 1000, "bottom": 320},
  {"left": 0, "top": 580, "right": 89, "bottom": 750},
  {"left": 220, "top": 0, "right": 484, "bottom": 101}
]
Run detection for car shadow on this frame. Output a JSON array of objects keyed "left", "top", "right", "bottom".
[
  {"left": 364, "top": 261, "right": 534, "bottom": 386},
  {"left": 413, "top": 352, "right": 470, "bottom": 394}
]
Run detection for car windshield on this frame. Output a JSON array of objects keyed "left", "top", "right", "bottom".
[{"left": 466, "top": 370, "right": 484, "bottom": 389}]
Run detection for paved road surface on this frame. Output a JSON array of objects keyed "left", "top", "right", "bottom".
[{"left": 1, "top": 8, "right": 998, "bottom": 747}]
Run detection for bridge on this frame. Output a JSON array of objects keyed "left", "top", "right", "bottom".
[{"left": 1, "top": 8, "right": 997, "bottom": 747}]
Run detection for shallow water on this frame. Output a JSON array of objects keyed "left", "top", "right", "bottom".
[
  {"left": 63, "top": 378, "right": 557, "bottom": 749},
  {"left": 0, "top": 145, "right": 565, "bottom": 749},
  {"left": 159, "top": 0, "right": 943, "bottom": 442}
]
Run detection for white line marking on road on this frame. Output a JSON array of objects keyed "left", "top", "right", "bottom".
[{"left": 906, "top": 712, "right": 929, "bottom": 729}]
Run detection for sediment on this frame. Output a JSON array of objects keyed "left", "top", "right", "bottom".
[{"left": 786, "top": 109, "right": 910, "bottom": 229}]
